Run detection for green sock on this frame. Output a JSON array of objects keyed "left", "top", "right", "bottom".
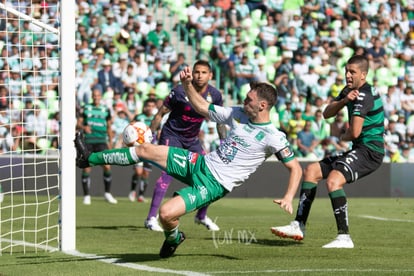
[
  {"left": 164, "top": 226, "right": 180, "bottom": 244},
  {"left": 88, "top": 148, "right": 138, "bottom": 166}
]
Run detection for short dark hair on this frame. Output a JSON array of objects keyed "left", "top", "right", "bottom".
[
  {"left": 347, "top": 55, "right": 369, "bottom": 74},
  {"left": 250, "top": 82, "right": 278, "bottom": 108},
  {"left": 193, "top": 60, "right": 212, "bottom": 72}
]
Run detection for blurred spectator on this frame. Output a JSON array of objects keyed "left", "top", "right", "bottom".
[
  {"left": 75, "top": 58, "right": 98, "bottom": 105},
  {"left": 112, "top": 53, "right": 129, "bottom": 78},
  {"left": 274, "top": 73, "right": 293, "bottom": 110},
  {"left": 400, "top": 86, "right": 414, "bottom": 120},
  {"left": 135, "top": 3, "right": 147, "bottom": 24},
  {"left": 115, "top": 2, "right": 129, "bottom": 27},
  {"left": 395, "top": 113, "right": 407, "bottom": 140},
  {"left": 195, "top": 6, "right": 218, "bottom": 42},
  {"left": 146, "top": 58, "right": 169, "bottom": 87},
  {"left": 201, "top": 120, "right": 221, "bottom": 153},
  {"left": 187, "top": 0, "right": 205, "bottom": 33},
  {"left": 329, "top": 74, "right": 345, "bottom": 99},
  {"left": 225, "top": 0, "right": 242, "bottom": 29},
  {"left": 311, "top": 109, "right": 330, "bottom": 141},
  {"left": 112, "top": 29, "right": 132, "bottom": 55},
  {"left": 121, "top": 63, "right": 139, "bottom": 91},
  {"left": 97, "top": 59, "right": 122, "bottom": 95},
  {"left": 400, "top": 143, "right": 414, "bottom": 162},
  {"left": 366, "top": 37, "right": 388, "bottom": 70},
  {"left": 311, "top": 76, "right": 330, "bottom": 102},
  {"left": 258, "top": 15, "right": 279, "bottom": 51},
  {"left": 169, "top": 53, "right": 188, "bottom": 87},
  {"left": 280, "top": 26, "right": 300, "bottom": 52},
  {"left": 146, "top": 21, "right": 170, "bottom": 51},
  {"left": 235, "top": 55, "right": 257, "bottom": 94},
  {"left": 91, "top": 47, "right": 106, "bottom": 70},
  {"left": 287, "top": 108, "right": 305, "bottom": 144},
  {"left": 100, "top": 12, "right": 121, "bottom": 43},
  {"left": 296, "top": 120, "right": 320, "bottom": 159},
  {"left": 129, "top": 22, "right": 146, "bottom": 52},
  {"left": 104, "top": 42, "right": 120, "bottom": 63},
  {"left": 278, "top": 99, "right": 293, "bottom": 131},
  {"left": 25, "top": 105, "right": 48, "bottom": 137},
  {"left": 329, "top": 111, "right": 350, "bottom": 153},
  {"left": 382, "top": 85, "right": 401, "bottom": 119},
  {"left": 140, "top": 14, "right": 156, "bottom": 37},
  {"left": 112, "top": 109, "right": 130, "bottom": 148},
  {"left": 254, "top": 58, "right": 267, "bottom": 82},
  {"left": 124, "top": 87, "right": 142, "bottom": 117},
  {"left": 132, "top": 54, "right": 149, "bottom": 83},
  {"left": 227, "top": 42, "right": 246, "bottom": 79},
  {"left": 385, "top": 119, "right": 404, "bottom": 155},
  {"left": 159, "top": 39, "right": 177, "bottom": 64}
]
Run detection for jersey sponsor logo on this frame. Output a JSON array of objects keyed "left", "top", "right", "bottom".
[
  {"left": 103, "top": 152, "right": 129, "bottom": 165},
  {"left": 182, "top": 115, "right": 204, "bottom": 123},
  {"left": 232, "top": 135, "right": 250, "bottom": 148}
]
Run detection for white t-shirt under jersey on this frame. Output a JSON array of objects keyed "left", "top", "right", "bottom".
[{"left": 205, "top": 105, "right": 293, "bottom": 192}]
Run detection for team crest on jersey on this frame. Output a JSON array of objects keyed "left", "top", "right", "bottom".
[
  {"left": 188, "top": 152, "right": 199, "bottom": 164},
  {"left": 206, "top": 93, "right": 212, "bottom": 103},
  {"left": 255, "top": 131, "right": 265, "bottom": 141}
]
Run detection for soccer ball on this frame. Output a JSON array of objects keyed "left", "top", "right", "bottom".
[{"left": 123, "top": 122, "right": 153, "bottom": 146}]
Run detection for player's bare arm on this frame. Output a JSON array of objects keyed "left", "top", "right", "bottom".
[
  {"left": 273, "top": 158, "right": 303, "bottom": 214},
  {"left": 180, "top": 67, "right": 210, "bottom": 118},
  {"left": 216, "top": 123, "right": 227, "bottom": 140},
  {"left": 323, "top": 89, "right": 359, "bottom": 119},
  {"left": 150, "top": 105, "right": 170, "bottom": 133},
  {"left": 340, "top": 115, "right": 364, "bottom": 141}
]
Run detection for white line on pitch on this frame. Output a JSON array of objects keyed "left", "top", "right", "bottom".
[
  {"left": 359, "top": 215, "right": 414, "bottom": 223},
  {"left": 0, "top": 239, "right": 208, "bottom": 276},
  {"left": 207, "top": 268, "right": 414, "bottom": 274},
  {"left": 65, "top": 250, "right": 209, "bottom": 276}
]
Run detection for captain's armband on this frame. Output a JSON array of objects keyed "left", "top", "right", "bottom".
[{"left": 275, "top": 146, "right": 294, "bottom": 161}]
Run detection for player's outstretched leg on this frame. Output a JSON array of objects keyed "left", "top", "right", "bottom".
[{"left": 74, "top": 132, "right": 90, "bottom": 168}]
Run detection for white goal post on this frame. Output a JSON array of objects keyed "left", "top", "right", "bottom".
[{"left": 0, "top": 1, "right": 76, "bottom": 254}]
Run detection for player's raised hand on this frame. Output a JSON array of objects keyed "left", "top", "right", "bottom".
[
  {"left": 344, "top": 89, "right": 359, "bottom": 103},
  {"left": 273, "top": 198, "right": 293, "bottom": 214},
  {"left": 180, "top": 66, "right": 193, "bottom": 84}
]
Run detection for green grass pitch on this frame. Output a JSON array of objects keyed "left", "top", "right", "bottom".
[{"left": 1, "top": 197, "right": 414, "bottom": 275}]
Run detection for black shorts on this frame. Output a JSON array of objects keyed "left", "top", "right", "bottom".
[
  {"left": 319, "top": 145, "right": 384, "bottom": 183},
  {"left": 86, "top": 143, "right": 108, "bottom": 153}
]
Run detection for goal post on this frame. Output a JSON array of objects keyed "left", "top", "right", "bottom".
[
  {"left": 59, "top": 0, "right": 76, "bottom": 253},
  {"left": 0, "top": 1, "right": 76, "bottom": 253}
]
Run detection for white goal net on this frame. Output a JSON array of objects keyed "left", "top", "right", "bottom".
[{"left": 0, "top": 1, "right": 76, "bottom": 254}]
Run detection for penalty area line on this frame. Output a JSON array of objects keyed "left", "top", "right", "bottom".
[{"left": 359, "top": 215, "right": 414, "bottom": 223}]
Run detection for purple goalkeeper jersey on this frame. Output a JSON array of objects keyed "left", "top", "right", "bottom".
[{"left": 159, "top": 84, "right": 223, "bottom": 146}]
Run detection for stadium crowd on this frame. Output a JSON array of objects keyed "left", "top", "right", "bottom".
[{"left": 1, "top": 0, "right": 414, "bottom": 162}]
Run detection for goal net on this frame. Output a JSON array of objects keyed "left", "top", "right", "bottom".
[{"left": 0, "top": 2, "right": 76, "bottom": 254}]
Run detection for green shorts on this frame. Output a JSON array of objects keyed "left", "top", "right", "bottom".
[{"left": 165, "top": 147, "right": 228, "bottom": 213}]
